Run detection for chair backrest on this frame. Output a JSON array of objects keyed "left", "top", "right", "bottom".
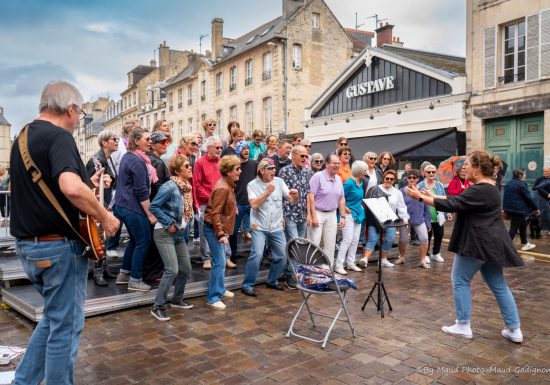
[{"left": 286, "top": 237, "right": 330, "bottom": 267}]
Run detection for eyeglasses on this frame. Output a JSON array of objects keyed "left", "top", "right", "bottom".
[
  {"left": 339, "top": 142, "right": 348, "bottom": 146},
  {"left": 384, "top": 177, "right": 395, "bottom": 181},
  {"left": 313, "top": 160, "right": 323, "bottom": 164},
  {"left": 183, "top": 164, "right": 191, "bottom": 169},
  {"left": 214, "top": 146, "right": 223, "bottom": 150},
  {"left": 266, "top": 166, "right": 276, "bottom": 171},
  {"left": 368, "top": 157, "right": 376, "bottom": 160},
  {"left": 303, "top": 145, "right": 312, "bottom": 148},
  {"left": 208, "top": 123, "right": 217, "bottom": 127},
  {"left": 330, "top": 163, "right": 340, "bottom": 167},
  {"left": 110, "top": 137, "right": 120, "bottom": 143},
  {"left": 425, "top": 170, "right": 436, "bottom": 174},
  {"left": 342, "top": 153, "right": 350, "bottom": 156},
  {"left": 382, "top": 157, "right": 391, "bottom": 161},
  {"left": 407, "top": 176, "right": 418, "bottom": 179},
  {"left": 296, "top": 154, "right": 308, "bottom": 159},
  {"left": 75, "top": 105, "right": 85, "bottom": 120},
  {"left": 190, "top": 142, "right": 198, "bottom": 147}
]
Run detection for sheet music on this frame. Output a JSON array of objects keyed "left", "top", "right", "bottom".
[{"left": 363, "top": 197, "right": 399, "bottom": 224}]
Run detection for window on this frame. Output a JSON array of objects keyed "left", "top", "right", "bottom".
[
  {"left": 312, "top": 12, "right": 320, "bottom": 29},
  {"left": 230, "top": 66, "right": 237, "bottom": 91},
  {"left": 201, "top": 80, "right": 206, "bottom": 101},
  {"left": 188, "top": 117, "right": 193, "bottom": 132},
  {"left": 178, "top": 120, "right": 183, "bottom": 138},
  {"left": 263, "top": 97, "right": 272, "bottom": 134},
  {"left": 216, "top": 72, "right": 222, "bottom": 96},
  {"left": 177, "top": 88, "right": 183, "bottom": 108},
  {"left": 146, "top": 116, "right": 150, "bottom": 129},
  {"left": 263, "top": 52, "right": 272, "bottom": 80},
  {"left": 245, "top": 101, "right": 254, "bottom": 132},
  {"left": 133, "top": 91, "right": 137, "bottom": 106},
  {"left": 153, "top": 112, "right": 158, "bottom": 122},
  {"left": 187, "top": 84, "right": 193, "bottom": 105},
  {"left": 502, "top": 20, "right": 525, "bottom": 84},
  {"left": 292, "top": 44, "right": 302, "bottom": 69},
  {"left": 245, "top": 59, "right": 253, "bottom": 86},
  {"left": 168, "top": 92, "right": 174, "bottom": 111},
  {"left": 230, "top": 105, "right": 237, "bottom": 121},
  {"left": 216, "top": 110, "right": 223, "bottom": 136}
]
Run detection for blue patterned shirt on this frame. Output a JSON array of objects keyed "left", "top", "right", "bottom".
[{"left": 279, "top": 164, "right": 312, "bottom": 223}]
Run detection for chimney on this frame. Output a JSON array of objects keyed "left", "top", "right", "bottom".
[
  {"left": 159, "top": 41, "right": 169, "bottom": 68},
  {"left": 282, "top": 0, "right": 304, "bottom": 18},
  {"left": 211, "top": 18, "right": 224, "bottom": 61},
  {"left": 375, "top": 22, "right": 394, "bottom": 48},
  {"left": 150, "top": 59, "right": 157, "bottom": 67}
]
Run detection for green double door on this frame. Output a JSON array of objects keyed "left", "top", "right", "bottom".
[{"left": 485, "top": 114, "right": 544, "bottom": 187}]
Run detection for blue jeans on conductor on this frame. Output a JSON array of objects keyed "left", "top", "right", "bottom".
[
  {"left": 451, "top": 254, "right": 520, "bottom": 328},
  {"left": 14, "top": 239, "right": 87, "bottom": 385},
  {"left": 242, "top": 229, "right": 287, "bottom": 290}
]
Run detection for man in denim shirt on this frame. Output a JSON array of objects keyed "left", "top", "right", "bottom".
[
  {"left": 279, "top": 145, "right": 312, "bottom": 288},
  {"left": 241, "top": 158, "right": 298, "bottom": 296}
]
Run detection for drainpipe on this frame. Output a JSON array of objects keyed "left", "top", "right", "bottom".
[{"left": 283, "top": 34, "right": 288, "bottom": 136}]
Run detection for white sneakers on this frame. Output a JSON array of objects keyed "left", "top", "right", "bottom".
[
  {"left": 381, "top": 259, "right": 394, "bottom": 267},
  {"left": 521, "top": 242, "right": 536, "bottom": 251},
  {"left": 347, "top": 264, "right": 362, "bottom": 272},
  {"left": 333, "top": 266, "right": 347, "bottom": 275},
  {"left": 106, "top": 249, "right": 118, "bottom": 258},
  {"left": 441, "top": 321, "right": 473, "bottom": 339},
  {"left": 207, "top": 301, "right": 226, "bottom": 310},
  {"left": 502, "top": 328, "right": 523, "bottom": 343},
  {"left": 424, "top": 256, "right": 431, "bottom": 264},
  {"left": 222, "top": 290, "right": 234, "bottom": 298},
  {"left": 431, "top": 253, "right": 444, "bottom": 263},
  {"left": 358, "top": 257, "right": 368, "bottom": 267}
]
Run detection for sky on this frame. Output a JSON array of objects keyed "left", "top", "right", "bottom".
[{"left": 0, "top": 0, "right": 466, "bottom": 137}]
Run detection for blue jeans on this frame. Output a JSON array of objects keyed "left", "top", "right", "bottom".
[
  {"left": 204, "top": 223, "right": 227, "bottom": 304},
  {"left": 365, "top": 225, "right": 396, "bottom": 252},
  {"left": 229, "top": 204, "right": 251, "bottom": 260},
  {"left": 284, "top": 219, "right": 306, "bottom": 277},
  {"left": 14, "top": 239, "right": 87, "bottom": 385},
  {"left": 242, "top": 229, "right": 287, "bottom": 290},
  {"left": 106, "top": 205, "right": 122, "bottom": 251},
  {"left": 117, "top": 205, "right": 151, "bottom": 280},
  {"left": 451, "top": 254, "right": 520, "bottom": 328},
  {"left": 153, "top": 228, "right": 192, "bottom": 309}
]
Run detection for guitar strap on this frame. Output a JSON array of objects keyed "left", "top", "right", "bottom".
[{"left": 18, "top": 125, "right": 91, "bottom": 248}]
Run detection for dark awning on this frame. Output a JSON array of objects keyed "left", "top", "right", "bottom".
[{"left": 310, "top": 127, "right": 465, "bottom": 160}]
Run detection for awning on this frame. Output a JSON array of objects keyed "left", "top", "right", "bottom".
[{"left": 310, "top": 127, "right": 465, "bottom": 160}]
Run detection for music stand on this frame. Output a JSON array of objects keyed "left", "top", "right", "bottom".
[{"left": 360, "top": 197, "right": 403, "bottom": 318}]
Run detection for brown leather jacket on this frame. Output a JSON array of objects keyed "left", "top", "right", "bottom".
[{"left": 204, "top": 175, "right": 237, "bottom": 239}]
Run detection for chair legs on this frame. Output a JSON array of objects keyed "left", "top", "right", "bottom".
[{"left": 287, "top": 290, "right": 356, "bottom": 349}]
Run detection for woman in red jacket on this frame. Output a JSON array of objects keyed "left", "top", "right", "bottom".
[{"left": 447, "top": 165, "right": 472, "bottom": 195}]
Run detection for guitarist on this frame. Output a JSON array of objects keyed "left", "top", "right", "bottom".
[
  {"left": 86, "top": 129, "right": 119, "bottom": 286},
  {"left": 9, "top": 81, "right": 119, "bottom": 385}
]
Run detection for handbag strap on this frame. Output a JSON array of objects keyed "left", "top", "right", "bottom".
[{"left": 18, "top": 125, "right": 90, "bottom": 246}]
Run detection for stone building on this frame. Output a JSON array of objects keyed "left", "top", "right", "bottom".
[
  {"left": 74, "top": 97, "right": 110, "bottom": 161},
  {"left": 0, "top": 107, "right": 11, "bottom": 168},
  {"left": 162, "top": 0, "right": 354, "bottom": 138},
  {"left": 467, "top": 0, "right": 550, "bottom": 185}
]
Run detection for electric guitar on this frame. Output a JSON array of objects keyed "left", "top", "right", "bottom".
[{"left": 80, "top": 156, "right": 106, "bottom": 261}]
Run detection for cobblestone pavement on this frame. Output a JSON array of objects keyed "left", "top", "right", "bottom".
[{"left": 1, "top": 231, "right": 549, "bottom": 384}]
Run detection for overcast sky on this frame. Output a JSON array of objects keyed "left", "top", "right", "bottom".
[{"left": 0, "top": 0, "right": 465, "bottom": 136}]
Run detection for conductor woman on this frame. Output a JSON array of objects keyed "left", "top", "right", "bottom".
[{"left": 406, "top": 151, "right": 524, "bottom": 343}]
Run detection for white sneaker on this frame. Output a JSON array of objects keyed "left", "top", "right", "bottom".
[
  {"left": 442, "top": 321, "right": 473, "bottom": 339},
  {"left": 424, "top": 255, "right": 431, "bottom": 264},
  {"left": 222, "top": 290, "right": 234, "bottom": 298},
  {"left": 207, "top": 300, "right": 226, "bottom": 310},
  {"left": 431, "top": 253, "right": 444, "bottom": 263},
  {"left": 381, "top": 259, "right": 394, "bottom": 267},
  {"left": 521, "top": 242, "right": 536, "bottom": 251},
  {"left": 106, "top": 249, "right": 118, "bottom": 258},
  {"left": 502, "top": 327, "right": 523, "bottom": 343},
  {"left": 334, "top": 266, "right": 347, "bottom": 275},
  {"left": 358, "top": 257, "right": 368, "bottom": 267},
  {"left": 193, "top": 237, "right": 200, "bottom": 243},
  {"left": 346, "top": 264, "right": 362, "bottom": 272}
]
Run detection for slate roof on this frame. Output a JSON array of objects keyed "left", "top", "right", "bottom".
[
  {"left": 164, "top": 57, "right": 203, "bottom": 87},
  {"left": 128, "top": 65, "right": 156, "bottom": 76},
  {"left": 345, "top": 28, "right": 374, "bottom": 53},
  {"left": 380, "top": 45, "right": 465, "bottom": 77},
  {"left": 0, "top": 110, "right": 10, "bottom": 126}
]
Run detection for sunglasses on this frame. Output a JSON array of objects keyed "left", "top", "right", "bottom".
[
  {"left": 110, "top": 137, "right": 120, "bottom": 143},
  {"left": 296, "top": 154, "right": 308, "bottom": 159},
  {"left": 212, "top": 146, "right": 223, "bottom": 150},
  {"left": 183, "top": 164, "right": 191, "bottom": 169},
  {"left": 382, "top": 157, "right": 391, "bottom": 161},
  {"left": 368, "top": 157, "right": 376, "bottom": 160},
  {"left": 385, "top": 177, "right": 395, "bottom": 181},
  {"left": 153, "top": 140, "right": 168, "bottom": 145},
  {"left": 339, "top": 142, "right": 348, "bottom": 146},
  {"left": 304, "top": 145, "right": 312, "bottom": 148},
  {"left": 426, "top": 170, "right": 436, "bottom": 174},
  {"left": 208, "top": 123, "right": 217, "bottom": 127},
  {"left": 190, "top": 142, "right": 198, "bottom": 147},
  {"left": 407, "top": 176, "right": 418, "bottom": 179},
  {"left": 313, "top": 160, "right": 323, "bottom": 164},
  {"left": 342, "top": 153, "right": 350, "bottom": 156},
  {"left": 266, "top": 166, "right": 276, "bottom": 171}
]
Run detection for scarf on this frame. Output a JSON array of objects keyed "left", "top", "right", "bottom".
[
  {"left": 132, "top": 149, "right": 158, "bottom": 184},
  {"left": 171, "top": 176, "right": 194, "bottom": 223}
]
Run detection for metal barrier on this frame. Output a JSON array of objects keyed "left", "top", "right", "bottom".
[{"left": 0, "top": 191, "right": 14, "bottom": 249}]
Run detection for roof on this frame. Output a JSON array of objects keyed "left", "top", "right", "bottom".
[
  {"left": 215, "top": 15, "right": 287, "bottom": 65},
  {"left": 0, "top": 110, "right": 10, "bottom": 126},
  {"left": 380, "top": 45, "right": 465, "bottom": 77},
  {"left": 164, "top": 57, "right": 208, "bottom": 87},
  {"left": 345, "top": 28, "right": 374, "bottom": 52},
  {"left": 128, "top": 65, "right": 156, "bottom": 76}
]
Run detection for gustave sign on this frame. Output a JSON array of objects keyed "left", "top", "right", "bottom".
[{"left": 345, "top": 76, "right": 395, "bottom": 98}]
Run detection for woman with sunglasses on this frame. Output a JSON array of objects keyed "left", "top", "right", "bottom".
[
  {"left": 406, "top": 151, "right": 524, "bottom": 343},
  {"left": 418, "top": 164, "right": 449, "bottom": 264},
  {"left": 310, "top": 152, "right": 325, "bottom": 173},
  {"left": 376, "top": 151, "right": 396, "bottom": 175},
  {"left": 337, "top": 146, "right": 353, "bottom": 183},
  {"left": 359, "top": 151, "right": 383, "bottom": 263},
  {"left": 260, "top": 135, "right": 278, "bottom": 159},
  {"left": 359, "top": 170, "right": 409, "bottom": 267},
  {"left": 148, "top": 155, "right": 194, "bottom": 321},
  {"left": 396, "top": 169, "right": 431, "bottom": 269},
  {"left": 86, "top": 130, "right": 119, "bottom": 286}
]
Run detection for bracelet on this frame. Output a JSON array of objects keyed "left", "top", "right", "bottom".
[{"left": 418, "top": 196, "right": 424, "bottom": 202}]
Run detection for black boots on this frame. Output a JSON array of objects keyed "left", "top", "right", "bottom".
[{"left": 93, "top": 267, "right": 108, "bottom": 286}]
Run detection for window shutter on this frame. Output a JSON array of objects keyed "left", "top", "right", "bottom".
[
  {"left": 484, "top": 27, "right": 496, "bottom": 89},
  {"left": 526, "top": 13, "right": 540, "bottom": 81},
  {"left": 540, "top": 9, "right": 550, "bottom": 77}
]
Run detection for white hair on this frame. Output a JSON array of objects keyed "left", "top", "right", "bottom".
[
  {"left": 205, "top": 135, "right": 221, "bottom": 148},
  {"left": 351, "top": 160, "right": 368, "bottom": 177},
  {"left": 39, "top": 81, "right": 83, "bottom": 114}
]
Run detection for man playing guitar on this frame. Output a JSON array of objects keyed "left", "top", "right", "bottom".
[{"left": 9, "top": 81, "right": 119, "bottom": 385}]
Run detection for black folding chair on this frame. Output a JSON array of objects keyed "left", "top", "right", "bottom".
[{"left": 285, "top": 237, "right": 356, "bottom": 348}]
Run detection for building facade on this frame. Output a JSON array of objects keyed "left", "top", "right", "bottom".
[
  {"left": 74, "top": 97, "right": 110, "bottom": 161},
  {"left": 162, "top": 0, "right": 354, "bottom": 139},
  {"left": 467, "top": 0, "right": 550, "bottom": 185},
  {"left": 0, "top": 107, "right": 11, "bottom": 168},
  {"left": 304, "top": 45, "right": 468, "bottom": 169}
]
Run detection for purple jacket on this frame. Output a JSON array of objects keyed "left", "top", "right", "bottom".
[{"left": 401, "top": 187, "right": 431, "bottom": 228}]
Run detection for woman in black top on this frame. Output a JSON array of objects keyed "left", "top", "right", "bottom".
[{"left": 406, "top": 151, "right": 524, "bottom": 343}]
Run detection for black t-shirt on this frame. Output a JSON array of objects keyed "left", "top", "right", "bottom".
[
  {"left": 10, "top": 120, "right": 89, "bottom": 239},
  {"left": 235, "top": 159, "right": 258, "bottom": 204}
]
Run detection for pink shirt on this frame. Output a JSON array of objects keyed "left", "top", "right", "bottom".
[{"left": 309, "top": 169, "right": 344, "bottom": 212}]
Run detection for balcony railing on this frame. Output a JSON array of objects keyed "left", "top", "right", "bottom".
[{"left": 262, "top": 70, "right": 272, "bottom": 80}]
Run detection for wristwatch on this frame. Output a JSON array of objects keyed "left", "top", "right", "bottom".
[{"left": 418, "top": 196, "right": 424, "bottom": 202}]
